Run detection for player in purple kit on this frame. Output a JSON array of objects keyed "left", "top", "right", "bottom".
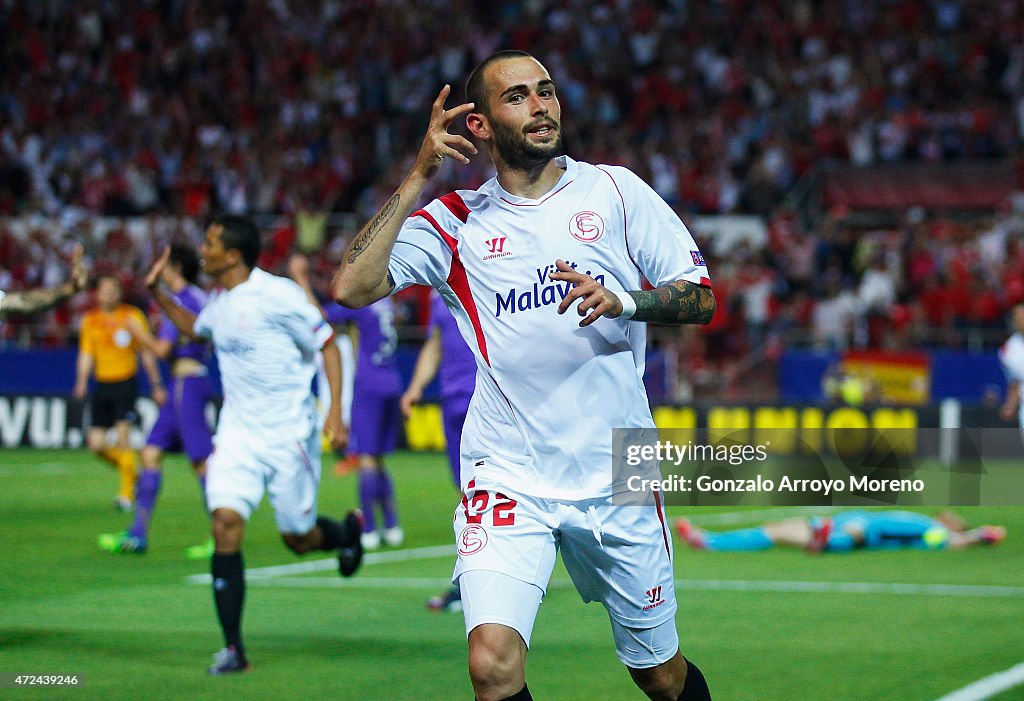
[
  {"left": 402, "top": 290, "right": 477, "bottom": 610},
  {"left": 323, "top": 298, "right": 404, "bottom": 550},
  {"left": 98, "top": 244, "right": 215, "bottom": 554},
  {"left": 404, "top": 291, "right": 477, "bottom": 486}
]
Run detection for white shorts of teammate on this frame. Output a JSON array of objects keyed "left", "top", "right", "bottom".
[
  {"left": 205, "top": 424, "right": 322, "bottom": 534},
  {"left": 452, "top": 484, "right": 678, "bottom": 668}
]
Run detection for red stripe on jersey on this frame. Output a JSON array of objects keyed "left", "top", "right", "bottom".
[
  {"left": 440, "top": 192, "right": 471, "bottom": 222},
  {"left": 699, "top": 276, "right": 712, "bottom": 288},
  {"left": 652, "top": 490, "right": 671, "bottom": 558},
  {"left": 413, "top": 209, "right": 491, "bottom": 367}
]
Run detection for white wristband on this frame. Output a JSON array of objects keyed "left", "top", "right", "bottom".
[{"left": 616, "top": 290, "right": 637, "bottom": 320}]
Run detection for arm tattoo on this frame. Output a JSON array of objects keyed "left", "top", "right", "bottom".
[
  {"left": 347, "top": 193, "right": 400, "bottom": 264},
  {"left": 628, "top": 281, "right": 716, "bottom": 325},
  {"left": 1, "top": 285, "right": 72, "bottom": 315}
]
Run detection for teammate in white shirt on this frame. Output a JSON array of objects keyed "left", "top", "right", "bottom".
[
  {"left": 145, "top": 216, "right": 364, "bottom": 675},
  {"left": 333, "top": 52, "right": 715, "bottom": 701},
  {"left": 0, "top": 243, "right": 88, "bottom": 316},
  {"left": 999, "top": 301, "right": 1024, "bottom": 441}
]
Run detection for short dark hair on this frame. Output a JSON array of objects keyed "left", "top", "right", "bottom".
[
  {"left": 95, "top": 274, "right": 120, "bottom": 289},
  {"left": 168, "top": 243, "right": 200, "bottom": 284},
  {"left": 465, "top": 50, "right": 535, "bottom": 117},
  {"left": 212, "top": 215, "right": 261, "bottom": 269}
]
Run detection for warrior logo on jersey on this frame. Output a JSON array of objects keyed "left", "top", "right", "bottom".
[
  {"left": 483, "top": 236, "right": 512, "bottom": 261},
  {"left": 569, "top": 211, "right": 605, "bottom": 243}
]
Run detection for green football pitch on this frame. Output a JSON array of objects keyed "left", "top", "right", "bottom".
[{"left": 0, "top": 448, "right": 1021, "bottom": 700}]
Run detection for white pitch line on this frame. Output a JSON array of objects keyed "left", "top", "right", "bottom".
[
  {"left": 227, "top": 576, "right": 1024, "bottom": 599},
  {"left": 183, "top": 507, "right": 843, "bottom": 585},
  {"left": 0, "top": 462, "right": 72, "bottom": 475},
  {"left": 681, "top": 579, "right": 1024, "bottom": 598},
  {"left": 249, "top": 576, "right": 456, "bottom": 589},
  {"left": 184, "top": 544, "right": 454, "bottom": 584},
  {"left": 931, "top": 662, "right": 1024, "bottom": 701}
]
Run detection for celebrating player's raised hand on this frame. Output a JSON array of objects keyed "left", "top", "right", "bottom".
[
  {"left": 550, "top": 259, "right": 625, "bottom": 327},
  {"left": 413, "top": 84, "right": 478, "bottom": 179},
  {"left": 334, "top": 86, "right": 480, "bottom": 308},
  {"left": 144, "top": 245, "right": 171, "bottom": 290},
  {"left": 70, "top": 243, "right": 89, "bottom": 292}
]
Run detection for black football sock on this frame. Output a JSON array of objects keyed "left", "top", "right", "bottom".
[
  {"left": 677, "top": 659, "right": 711, "bottom": 700},
  {"left": 211, "top": 552, "right": 245, "bottom": 654},
  {"left": 316, "top": 516, "right": 346, "bottom": 550}
]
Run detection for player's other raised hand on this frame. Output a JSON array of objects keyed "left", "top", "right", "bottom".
[
  {"left": 413, "top": 85, "right": 478, "bottom": 179},
  {"left": 550, "top": 259, "right": 625, "bottom": 327}
]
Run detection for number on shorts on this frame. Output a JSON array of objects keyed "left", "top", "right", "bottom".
[
  {"left": 461, "top": 490, "right": 518, "bottom": 527},
  {"left": 463, "top": 491, "right": 489, "bottom": 524},
  {"left": 492, "top": 492, "right": 517, "bottom": 526}
]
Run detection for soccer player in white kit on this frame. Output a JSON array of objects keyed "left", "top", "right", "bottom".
[
  {"left": 145, "top": 216, "right": 364, "bottom": 675},
  {"left": 334, "top": 52, "right": 715, "bottom": 701},
  {"left": 999, "top": 301, "right": 1024, "bottom": 443}
]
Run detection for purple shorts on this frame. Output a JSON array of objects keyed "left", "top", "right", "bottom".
[
  {"left": 350, "top": 390, "right": 401, "bottom": 457},
  {"left": 442, "top": 394, "right": 471, "bottom": 486},
  {"left": 146, "top": 374, "right": 214, "bottom": 463}
]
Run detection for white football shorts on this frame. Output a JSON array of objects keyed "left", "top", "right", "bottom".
[
  {"left": 452, "top": 483, "right": 678, "bottom": 666},
  {"left": 205, "top": 424, "right": 322, "bottom": 534}
]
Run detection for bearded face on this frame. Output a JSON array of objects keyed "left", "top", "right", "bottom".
[{"left": 490, "top": 113, "right": 564, "bottom": 171}]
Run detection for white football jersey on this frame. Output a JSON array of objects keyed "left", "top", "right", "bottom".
[
  {"left": 389, "top": 156, "right": 710, "bottom": 499},
  {"left": 194, "top": 268, "right": 334, "bottom": 441},
  {"left": 999, "top": 332, "right": 1024, "bottom": 424}
]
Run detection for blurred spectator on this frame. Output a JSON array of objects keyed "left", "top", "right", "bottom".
[
  {"left": 1, "top": 0, "right": 1022, "bottom": 221},
  {"left": 3, "top": 0, "right": 1024, "bottom": 398},
  {"left": 812, "top": 276, "right": 858, "bottom": 351}
]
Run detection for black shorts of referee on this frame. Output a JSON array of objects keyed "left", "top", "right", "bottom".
[{"left": 90, "top": 377, "right": 139, "bottom": 428}]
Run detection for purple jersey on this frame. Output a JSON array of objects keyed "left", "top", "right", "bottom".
[
  {"left": 159, "top": 285, "right": 209, "bottom": 362},
  {"left": 146, "top": 374, "right": 214, "bottom": 460},
  {"left": 147, "top": 284, "right": 212, "bottom": 459},
  {"left": 324, "top": 298, "right": 401, "bottom": 397},
  {"left": 429, "top": 292, "right": 476, "bottom": 400}
]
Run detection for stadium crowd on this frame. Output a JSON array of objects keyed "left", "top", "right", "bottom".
[{"left": 2, "top": 0, "right": 1024, "bottom": 390}]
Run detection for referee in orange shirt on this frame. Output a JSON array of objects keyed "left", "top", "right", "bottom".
[{"left": 74, "top": 275, "right": 166, "bottom": 510}]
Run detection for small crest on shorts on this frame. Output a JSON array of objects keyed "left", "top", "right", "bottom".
[{"left": 458, "top": 524, "right": 488, "bottom": 556}]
